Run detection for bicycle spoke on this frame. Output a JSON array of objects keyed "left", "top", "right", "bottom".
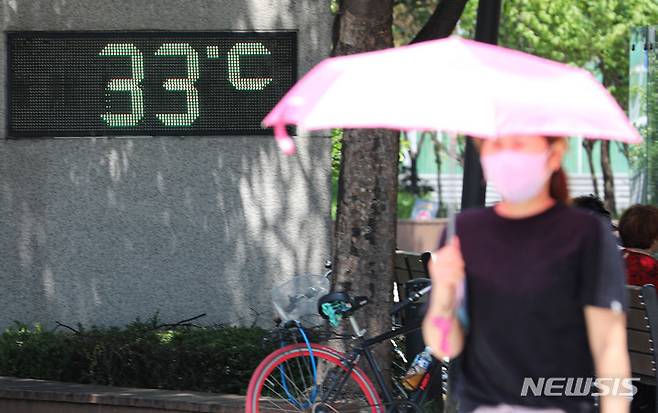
[
  {"left": 282, "top": 359, "right": 313, "bottom": 406},
  {"left": 295, "top": 350, "right": 317, "bottom": 391},
  {"left": 313, "top": 356, "right": 326, "bottom": 397},
  {"left": 249, "top": 345, "right": 382, "bottom": 413},
  {"left": 262, "top": 378, "right": 305, "bottom": 412},
  {"left": 266, "top": 369, "right": 312, "bottom": 409},
  {"left": 263, "top": 379, "right": 299, "bottom": 411},
  {"left": 258, "top": 395, "right": 301, "bottom": 413},
  {"left": 295, "top": 353, "right": 310, "bottom": 394}
]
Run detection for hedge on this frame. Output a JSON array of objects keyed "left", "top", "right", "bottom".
[{"left": 0, "top": 317, "right": 277, "bottom": 394}]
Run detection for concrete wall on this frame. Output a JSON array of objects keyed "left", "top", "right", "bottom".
[{"left": 0, "top": 0, "right": 333, "bottom": 328}]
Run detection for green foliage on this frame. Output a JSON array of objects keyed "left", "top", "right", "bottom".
[
  {"left": 393, "top": 0, "right": 440, "bottom": 46},
  {"left": 395, "top": 1, "right": 658, "bottom": 108},
  {"left": 331, "top": 128, "right": 343, "bottom": 181},
  {"left": 397, "top": 190, "right": 417, "bottom": 219},
  {"left": 456, "top": 0, "right": 658, "bottom": 110},
  {"left": 330, "top": 0, "right": 339, "bottom": 14},
  {"left": 0, "top": 321, "right": 274, "bottom": 395},
  {"left": 394, "top": 1, "right": 658, "bottom": 210},
  {"left": 643, "top": 31, "right": 658, "bottom": 205}
]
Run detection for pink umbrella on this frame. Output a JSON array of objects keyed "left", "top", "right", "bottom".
[
  {"left": 263, "top": 36, "right": 641, "bottom": 155},
  {"left": 265, "top": 37, "right": 642, "bottom": 354}
]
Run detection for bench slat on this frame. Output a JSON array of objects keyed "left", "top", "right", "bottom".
[
  {"left": 407, "top": 256, "right": 426, "bottom": 273},
  {"left": 628, "top": 308, "right": 650, "bottom": 331},
  {"left": 630, "top": 352, "right": 656, "bottom": 378},
  {"left": 628, "top": 330, "right": 654, "bottom": 354},
  {"left": 394, "top": 254, "right": 408, "bottom": 270},
  {"left": 628, "top": 286, "right": 645, "bottom": 310},
  {"left": 394, "top": 251, "right": 429, "bottom": 286},
  {"left": 394, "top": 268, "right": 411, "bottom": 285}
]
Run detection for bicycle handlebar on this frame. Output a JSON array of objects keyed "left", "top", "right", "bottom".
[{"left": 388, "top": 285, "right": 432, "bottom": 316}]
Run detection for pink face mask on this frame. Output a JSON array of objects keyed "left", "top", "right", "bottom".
[{"left": 481, "top": 150, "right": 552, "bottom": 203}]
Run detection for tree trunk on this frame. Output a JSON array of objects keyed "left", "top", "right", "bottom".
[
  {"left": 410, "top": 154, "right": 419, "bottom": 196},
  {"left": 618, "top": 142, "right": 630, "bottom": 165},
  {"left": 407, "top": 133, "right": 425, "bottom": 196},
  {"left": 582, "top": 139, "right": 600, "bottom": 198},
  {"left": 332, "top": 0, "right": 398, "bottom": 382},
  {"left": 600, "top": 139, "right": 617, "bottom": 215},
  {"left": 431, "top": 133, "right": 445, "bottom": 217}
]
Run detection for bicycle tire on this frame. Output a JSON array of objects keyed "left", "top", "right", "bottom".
[{"left": 246, "top": 343, "right": 384, "bottom": 413}]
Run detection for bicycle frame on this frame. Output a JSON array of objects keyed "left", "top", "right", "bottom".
[{"left": 319, "top": 317, "right": 443, "bottom": 412}]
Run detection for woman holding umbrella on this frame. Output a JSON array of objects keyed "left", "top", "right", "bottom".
[
  {"left": 422, "top": 135, "right": 630, "bottom": 413},
  {"left": 262, "top": 36, "right": 641, "bottom": 413}
]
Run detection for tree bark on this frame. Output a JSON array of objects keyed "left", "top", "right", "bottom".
[
  {"left": 600, "top": 139, "right": 617, "bottom": 215},
  {"left": 410, "top": 0, "right": 471, "bottom": 44},
  {"left": 410, "top": 154, "right": 419, "bottom": 195},
  {"left": 333, "top": 0, "right": 394, "bottom": 56},
  {"left": 330, "top": 0, "right": 470, "bottom": 386},
  {"left": 431, "top": 133, "right": 445, "bottom": 217},
  {"left": 596, "top": 71, "right": 617, "bottom": 215},
  {"left": 332, "top": 0, "right": 398, "bottom": 381},
  {"left": 582, "top": 139, "right": 600, "bottom": 198}
]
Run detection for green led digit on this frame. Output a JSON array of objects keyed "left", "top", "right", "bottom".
[
  {"left": 226, "top": 42, "right": 273, "bottom": 91},
  {"left": 155, "top": 43, "right": 200, "bottom": 127},
  {"left": 99, "top": 43, "right": 145, "bottom": 127}
]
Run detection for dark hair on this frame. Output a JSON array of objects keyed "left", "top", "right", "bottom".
[
  {"left": 545, "top": 137, "right": 570, "bottom": 205},
  {"left": 618, "top": 204, "right": 658, "bottom": 249},
  {"left": 572, "top": 194, "right": 611, "bottom": 220}
]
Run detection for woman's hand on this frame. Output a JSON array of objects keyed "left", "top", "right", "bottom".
[{"left": 428, "top": 236, "right": 465, "bottom": 315}]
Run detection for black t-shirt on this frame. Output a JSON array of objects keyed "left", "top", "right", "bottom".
[{"left": 441, "top": 203, "right": 627, "bottom": 413}]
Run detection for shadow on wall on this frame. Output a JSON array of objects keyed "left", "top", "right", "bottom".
[{"left": 0, "top": 136, "right": 332, "bottom": 329}]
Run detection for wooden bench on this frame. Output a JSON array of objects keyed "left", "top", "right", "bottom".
[
  {"left": 627, "top": 284, "right": 658, "bottom": 409},
  {"left": 393, "top": 250, "right": 432, "bottom": 326},
  {"left": 394, "top": 250, "right": 431, "bottom": 287},
  {"left": 394, "top": 250, "right": 444, "bottom": 408},
  {"left": 393, "top": 250, "right": 431, "bottom": 352}
]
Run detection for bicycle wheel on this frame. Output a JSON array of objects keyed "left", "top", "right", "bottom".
[{"left": 246, "top": 343, "right": 384, "bottom": 413}]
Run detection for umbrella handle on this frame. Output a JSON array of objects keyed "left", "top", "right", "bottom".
[{"left": 274, "top": 124, "right": 297, "bottom": 156}]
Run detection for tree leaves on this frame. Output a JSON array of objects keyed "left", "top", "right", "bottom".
[{"left": 394, "top": 0, "right": 658, "bottom": 107}]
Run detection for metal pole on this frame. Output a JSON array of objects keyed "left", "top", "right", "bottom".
[{"left": 460, "top": 0, "right": 502, "bottom": 210}]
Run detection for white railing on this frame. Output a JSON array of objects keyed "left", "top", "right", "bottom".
[{"left": 414, "top": 173, "right": 632, "bottom": 211}]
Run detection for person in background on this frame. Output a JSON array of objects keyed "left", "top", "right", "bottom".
[
  {"left": 572, "top": 194, "right": 615, "bottom": 229},
  {"left": 617, "top": 205, "right": 658, "bottom": 413},
  {"left": 618, "top": 204, "right": 658, "bottom": 286}
]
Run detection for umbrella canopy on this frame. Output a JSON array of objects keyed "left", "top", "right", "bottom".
[{"left": 264, "top": 36, "right": 640, "bottom": 155}]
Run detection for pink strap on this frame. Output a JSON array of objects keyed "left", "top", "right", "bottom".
[{"left": 432, "top": 316, "right": 452, "bottom": 355}]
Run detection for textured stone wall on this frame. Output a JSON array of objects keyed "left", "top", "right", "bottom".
[{"left": 0, "top": 0, "right": 333, "bottom": 328}]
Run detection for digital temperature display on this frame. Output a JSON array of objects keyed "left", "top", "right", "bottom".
[{"left": 7, "top": 31, "right": 297, "bottom": 137}]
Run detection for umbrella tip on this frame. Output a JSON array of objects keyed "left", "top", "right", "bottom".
[
  {"left": 274, "top": 124, "right": 297, "bottom": 156},
  {"left": 276, "top": 136, "right": 297, "bottom": 156}
]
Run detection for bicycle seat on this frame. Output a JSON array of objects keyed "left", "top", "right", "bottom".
[{"left": 318, "top": 292, "right": 369, "bottom": 320}]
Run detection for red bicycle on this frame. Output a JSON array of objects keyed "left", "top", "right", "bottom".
[{"left": 246, "top": 275, "right": 443, "bottom": 413}]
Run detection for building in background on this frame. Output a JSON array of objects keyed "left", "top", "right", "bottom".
[
  {"left": 629, "top": 26, "right": 658, "bottom": 207},
  {"left": 403, "top": 133, "right": 632, "bottom": 212}
]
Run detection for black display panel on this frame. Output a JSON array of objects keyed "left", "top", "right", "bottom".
[{"left": 7, "top": 31, "right": 297, "bottom": 137}]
